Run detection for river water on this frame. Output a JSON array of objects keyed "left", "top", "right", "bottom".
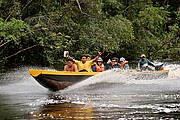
[{"left": 0, "top": 64, "right": 180, "bottom": 119}]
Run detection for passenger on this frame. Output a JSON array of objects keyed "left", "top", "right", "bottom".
[
  {"left": 72, "top": 52, "right": 102, "bottom": 72},
  {"left": 94, "top": 57, "right": 104, "bottom": 72},
  {"left": 111, "top": 57, "right": 120, "bottom": 68},
  {"left": 105, "top": 57, "right": 120, "bottom": 70},
  {"left": 86, "top": 54, "right": 95, "bottom": 72},
  {"left": 64, "top": 58, "right": 78, "bottom": 72},
  {"left": 105, "top": 59, "right": 111, "bottom": 70},
  {"left": 119, "top": 57, "right": 129, "bottom": 70},
  {"left": 138, "top": 54, "right": 156, "bottom": 71}
]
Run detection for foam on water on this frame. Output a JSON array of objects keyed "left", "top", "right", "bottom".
[{"left": 128, "top": 103, "right": 180, "bottom": 113}]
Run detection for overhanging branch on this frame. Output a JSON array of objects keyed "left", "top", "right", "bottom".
[
  {"left": 0, "top": 44, "right": 39, "bottom": 61},
  {"left": 0, "top": 41, "right": 11, "bottom": 48},
  {"left": 75, "top": 0, "right": 88, "bottom": 15}
]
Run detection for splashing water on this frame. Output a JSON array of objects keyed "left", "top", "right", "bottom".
[
  {"left": 63, "top": 69, "right": 133, "bottom": 92},
  {"left": 64, "top": 64, "right": 180, "bottom": 92},
  {"left": 0, "top": 66, "right": 48, "bottom": 94},
  {"left": 164, "top": 64, "right": 180, "bottom": 78}
]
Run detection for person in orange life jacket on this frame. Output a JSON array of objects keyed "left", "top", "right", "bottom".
[
  {"left": 64, "top": 58, "right": 78, "bottom": 72},
  {"left": 93, "top": 57, "right": 104, "bottom": 72},
  {"left": 68, "top": 52, "right": 102, "bottom": 72},
  {"left": 119, "top": 57, "right": 129, "bottom": 70}
]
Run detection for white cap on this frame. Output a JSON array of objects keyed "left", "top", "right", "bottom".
[
  {"left": 120, "top": 57, "right": 125, "bottom": 62},
  {"left": 141, "top": 54, "right": 146, "bottom": 58}
]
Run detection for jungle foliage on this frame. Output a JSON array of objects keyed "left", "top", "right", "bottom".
[{"left": 0, "top": 0, "right": 179, "bottom": 69}]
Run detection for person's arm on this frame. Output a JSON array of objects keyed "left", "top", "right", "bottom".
[
  {"left": 137, "top": 62, "right": 141, "bottom": 70},
  {"left": 64, "top": 65, "right": 67, "bottom": 71},
  {"left": 107, "top": 59, "right": 111, "bottom": 64},
  {"left": 101, "top": 64, "right": 105, "bottom": 72},
  {"left": 147, "top": 59, "right": 156, "bottom": 67},
  {"left": 95, "top": 64, "right": 104, "bottom": 72},
  {"left": 74, "top": 59, "right": 80, "bottom": 65},
  {"left": 74, "top": 64, "right": 78, "bottom": 72},
  {"left": 120, "top": 63, "right": 124, "bottom": 69},
  {"left": 66, "top": 54, "right": 79, "bottom": 64},
  {"left": 95, "top": 64, "right": 99, "bottom": 71},
  {"left": 92, "top": 52, "right": 102, "bottom": 62}
]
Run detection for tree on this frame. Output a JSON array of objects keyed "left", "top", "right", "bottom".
[
  {"left": 0, "top": 18, "right": 37, "bottom": 68},
  {"left": 133, "top": 5, "right": 179, "bottom": 59},
  {"left": 0, "top": 0, "right": 179, "bottom": 70}
]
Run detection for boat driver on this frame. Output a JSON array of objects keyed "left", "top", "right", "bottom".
[
  {"left": 138, "top": 54, "right": 156, "bottom": 71},
  {"left": 64, "top": 58, "right": 78, "bottom": 72}
]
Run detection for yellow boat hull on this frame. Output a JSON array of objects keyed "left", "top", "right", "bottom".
[
  {"left": 29, "top": 69, "right": 99, "bottom": 91},
  {"left": 29, "top": 69, "right": 169, "bottom": 91}
]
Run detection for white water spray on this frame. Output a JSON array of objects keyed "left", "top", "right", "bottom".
[
  {"left": 63, "top": 69, "right": 146, "bottom": 92},
  {"left": 164, "top": 64, "right": 180, "bottom": 78},
  {"left": 64, "top": 64, "right": 180, "bottom": 92}
]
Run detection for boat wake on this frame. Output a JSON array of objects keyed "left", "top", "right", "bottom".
[
  {"left": 63, "top": 64, "right": 180, "bottom": 92},
  {"left": 63, "top": 69, "right": 130, "bottom": 92}
]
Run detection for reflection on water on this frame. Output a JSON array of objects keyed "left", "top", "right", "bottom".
[
  {"left": 0, "top": 64, "right": 180, "bottom": 119},
  {"left": 30, "top": 101, "right": 93, "bottom": 119}
]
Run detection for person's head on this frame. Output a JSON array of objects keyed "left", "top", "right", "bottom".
[
  {"left": 67, "top": 58, "right": 74, "bottom": 67},
  {"left": 81, "top": 54, "right": 87, "bottom": 63},
  {"left": 86, "top": 54, "right": 91, "bottom": 61},
  {"left": 111, "top": 57, "right": 118, "bottom": 65},
  {"left": 119, "top": 57, "right": 125, "bottom": 63},
  {"left": 140, "top": 54, "right": 146, "bottom": 59},
  {"left": 96, "top": 57, "right": 103, "bottom": 65}
]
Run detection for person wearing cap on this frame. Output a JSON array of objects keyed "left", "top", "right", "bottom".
[
  {"left": 93, "top": 57, "right": 104, "bottom": 72},
  {"left": 64, "top": 58, "right": 78, "bottom": 72},
  {"left": 119, "top": 57, "right": 129, "bottom": 70},
  {"left": 105, "top": 57, "right": 120, "bottom": 70},
  {"left": 138, "top": 54, "right": 156, "bottom": 71}
]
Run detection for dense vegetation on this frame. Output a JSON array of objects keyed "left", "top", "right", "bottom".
[{"left": 0, "top": 0, "right": 179, "bottom": 70}]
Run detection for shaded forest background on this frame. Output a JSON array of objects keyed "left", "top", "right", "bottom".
[{"left": 0, "top": 0, "right": 179, "bottom": 70}]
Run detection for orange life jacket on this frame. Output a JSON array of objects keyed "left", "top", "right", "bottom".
[
  {"left": 120, "top": 61, "right": 128, "bottom": 69},
  {"left": 95, "top": 64, "right": 104, "bottom": 72}
]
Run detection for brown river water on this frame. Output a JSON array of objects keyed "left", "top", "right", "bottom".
[{"left": 0, "top": 64, "right": 180, "bottom": 119}]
